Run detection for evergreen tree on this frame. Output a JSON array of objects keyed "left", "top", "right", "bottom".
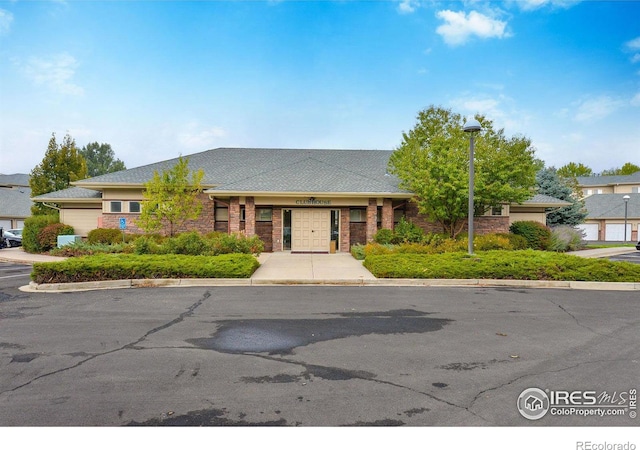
[
  {"left": 29, "top": 133, "right": 88, "bottom": 215},
  {"left": 80, "top": 142, "right": 126, "bottom": 177},
  {"left": 536, "top": 168, "right": 587, "bottom": 227}
]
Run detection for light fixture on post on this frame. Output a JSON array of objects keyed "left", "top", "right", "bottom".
[
  {"left": 463, "top": 118, "right": 482, "bottom": 255},
  {"left": 623, "top": 195, "right": 630, "bottom": 242}
]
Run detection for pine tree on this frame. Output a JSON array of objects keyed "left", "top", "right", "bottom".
[{"left": 536, "top": 168, "right": 587, "bottom": 227}]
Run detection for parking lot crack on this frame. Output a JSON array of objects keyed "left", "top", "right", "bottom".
[
  {"left": 544, "top": 297, "right": 613, "bottom": 339},
  {"left": 0, "top": 290, "right": 211, "bottom": 396}
]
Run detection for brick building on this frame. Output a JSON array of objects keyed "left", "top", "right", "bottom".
[{"left": 32, "top": 148, "right": 563, "bottom": 252}]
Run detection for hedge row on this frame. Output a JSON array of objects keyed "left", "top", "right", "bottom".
[
  {"left": 31, "top": 253, "right": 260, "bottom": 284},
  {"left": 363, "top": 250, "right": 640, "bottom": 282}
]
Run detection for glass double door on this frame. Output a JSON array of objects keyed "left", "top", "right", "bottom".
[{"left": 291, "top": 209, "right": 331, "bottom": 252}]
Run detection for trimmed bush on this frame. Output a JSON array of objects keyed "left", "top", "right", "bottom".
[
  {"left": 88, "top": 228, "right": 124, "bottom": 245},
  {"left": 22, "top": 215, "right": 59, "bottom": 253},
  {"left": 163, "top": 231, "right": 209, "bottom": 255},
  {"left": 363, "top": 250, "right": 640, "bottom": 282},
  {"left": 50, "top": 241, "right": 131, "bottom": 257},
  {"left": 31, "top": 253, "right": 260, "bottom": 283},
  {"left": 496, "top": 233, "right": 529, "bottom": 250},
  {"left": 37, "top": 223, "right": 75, "bottom": 252},
  {"left": 351, "top": 244, "right": 366, "bottom": 260},
  {"left": 509, "top": 221, "right": 552, "bottom": 250}
]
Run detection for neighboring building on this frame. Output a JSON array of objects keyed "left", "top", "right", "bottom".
[
  {"left": 32, "top": 148, "right": 566, "bottom": 252},
  {"left": 0, "top": 174, "right": 31, "bottom": 230},
  {"left": 576, "top": 172, "right": 640, "bottom": 242}
]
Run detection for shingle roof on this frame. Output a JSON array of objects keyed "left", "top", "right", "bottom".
[
  {"left": 577, "top": 171, "right": 640, "bottom": 187},
  {"left": 523, "top": 194, "right": 572, "bottom": 206},
  {"left": 0, "top": 186, "right": 32, "bottom": 218},
  {"left": 583, "top": 193, "right": 640, "bottom": 219},
  {"left": 74, "top": 148, "right": 410, "bottom": 195},
  {"left": 31, "top": 187, "right": 102, "bottom": 201}
]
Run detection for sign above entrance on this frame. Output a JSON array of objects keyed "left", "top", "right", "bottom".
[{"left": 295, "top": 198, "right": 332, "bottom": 206}]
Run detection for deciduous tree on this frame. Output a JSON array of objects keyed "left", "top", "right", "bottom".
[
  {"left": 388, "top": 106, "right": 538, "bottom": 237},
  {"left": 136, "top": 156, "right": 204, "bottom": 236}
]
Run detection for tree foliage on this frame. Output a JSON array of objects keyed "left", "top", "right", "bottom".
[
  {"left": 80, "top": 142, "right": 126, "bottom": 177},
  {"left": 601, "top": 162, "right": 640, "bottom": 176},
  {"left": 536, "top": 168, "right": 587, "bottom": 226},
  {"left": 29, "top": 133, "right": 88, "bottom": 215},
  {"left": 136, "top": 156, "right": 204, "bottom": 237},
  {"left": 557, "top": 162, "right": 593, "bottom": 179},
  {"left": 388, "top": 106, "right": 538, "bottom": 237}
]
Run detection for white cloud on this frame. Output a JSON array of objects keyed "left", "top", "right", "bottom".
[
  {"left": 631, "top": 92, "right": 640, "bottom": 107},
  {"left": 449, "top": 93, "right": 531, "bottom": 132},
  {"left": 625, "top": 36, "right": 640, "bottom": 64},
  {"left": 17, "top": 53, "right": 84, "bottom": 96},
  {"left": 573, "top": 95, "right": 625, "bottom": 122},
  {"left": 514, "top": 0, "right": 582, "bottom": 11},
  {"left": 177, "top": 122, "right": 227, "bottom": 150},
  {"left": 436, "top": 10, "right": 509, "bottom": 46},
  {"left": 397, "top": 0, "right": 419, "bottom": 14},
  {"left": 0, "top": 8, "right": 13, "bottom": 35}
]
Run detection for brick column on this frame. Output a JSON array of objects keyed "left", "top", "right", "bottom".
[
  {"left": 272, "top": 207, "right": 282, "bottom": 252},
  {"left": 340, "top": 208, "right": 350, "bottom": 252},
  {"left": 229, "top": 197, "right": 241, "bottom": 233},
  {"left": 382, "top": 198, "right": 393, "bottom": 230},
  {"left": 245, "top": 197, "right": 256, "bottom": 236},
  {"left": 366, "top": 198, "right": 378, "bottom": 242}
]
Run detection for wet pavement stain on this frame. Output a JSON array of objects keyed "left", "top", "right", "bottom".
[
  {"left": 346, "top": 419, "right": 405, "bottom": 426},
  {"left": 126, "top": 408, "right": 289, "bottom": 426},
  {"left": 10, "top": 353, "right": 40, "bottom": 363},
  {"left": 404, "top": 407, "right": 430, "bottom": 417},
  {"left": 187, "top": 309, "right": 451, "bottom": 355},
  {"left": 432, "top": 382, "right": 448, "bottom": 388},
  {"left": 241, "top": 373, "right": 301, "bottom": 384}
]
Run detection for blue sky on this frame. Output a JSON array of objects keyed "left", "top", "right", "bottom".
[{"left": 1, "top": 0, "right": 639, "bottom": 176}]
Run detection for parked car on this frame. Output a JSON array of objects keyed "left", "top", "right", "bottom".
[
  {"left": 3, "top": 229, "right": 22, "bottom": 247},
  {"left": 636, "top": 240, "right": 640, "bottom": 251}
]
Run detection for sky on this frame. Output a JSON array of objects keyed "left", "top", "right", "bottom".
[{"left": 0, "top": 0, "right": 639, "bottom": 176}]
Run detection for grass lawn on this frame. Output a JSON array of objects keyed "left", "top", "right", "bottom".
[{"left": 363, "top": 250, "right": 640, "bottom": 282}]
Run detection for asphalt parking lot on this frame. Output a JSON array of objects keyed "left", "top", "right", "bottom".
[
  {"left": 0, "top": 279, "right": 638, "bottom": 428},
  {"left": 609, "top": 250, "right": 640, "bottom": 264}
]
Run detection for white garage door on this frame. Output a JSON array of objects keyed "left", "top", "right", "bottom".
[
  {"left": 605, "top": 224, "right": 632, "bottom": 241},
  {"left": 0, "top": 220, "right": 11, "bottom": 231},
  {"left": 578, "top": 224, "right": 599, "bottom": 241}
]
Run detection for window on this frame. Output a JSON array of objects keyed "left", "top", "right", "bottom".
[
  {"left": 110, "top": 201, "right": 122, "bottom": 213},
  {"left": 491, "top": 206, "right": 503, "bottom": 216},
  {"left": 215, "top": 207, "right": 229, "bottom": 221},
  {"left": 350, "top": 209, "right": 367, "bottom": 223},
  {"left": 256, "top": 208, "right": 272, "bottom": 222},
  {"left": 129, "top": 201, "right": 141, "bottom": 213},
  {"left": 632, "top": 187, "right": 640, "bottom": 193}
]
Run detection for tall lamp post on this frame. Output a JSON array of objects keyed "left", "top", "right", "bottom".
[
  {"left": 463, "top": 119, "right": 482, "bottom": 255},
  {"left": 623, "top": 195, "right": 630, "bottom": 242}
]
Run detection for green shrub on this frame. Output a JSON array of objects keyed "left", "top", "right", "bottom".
[
  {"left": 351, "top": 244, "right": 366, "bottom": 260},
  {"left": 549, "top": 226, "right": 586, "bottom": 252},
  {"left": 496, "top": 233, "right": 529, "bottom": 250},
  {"left": 363, "top": 250, "right": 640, "bottom": 282},
  {"left": 22, "top": 215, "right": 59, "bottom": 253},
  {"left": 373, "top": 228, "right": 394, "bottom": 245},
  {"left": 38, "top": 223, "right": 75, "bottom": 252},
  {"left": 393, "top": 217, "right": 425, "bottom": 244},
  {"left": 50, "top": 241, "right": 131, "bottom": 257},
  {"left": 163, "top": 231, "right": 209, "bottom": 255},
  {"left": 434, "top": 238, "right": 467, "bottom": 253},
  {"left": 208, "top": 233, "right": 264, "bottom": 256},
  {"left": 509, "top": 221, "right": 552, "bottom": 250},
  {"left": 32, "top": 253, "right": 260, "bottom": 283},
  {"left": 133, "top": 236, "right": 164, "bottom": 255},
  {"left": 474, "top": 234, "right": 513, "bottom": 251},
  {"left": 87, "top": 228, "right": 124, "bottom": 245}
]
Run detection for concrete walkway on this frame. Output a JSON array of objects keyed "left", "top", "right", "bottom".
[{"left": 253, "top": 252, "right": 376, "bottom": 283}]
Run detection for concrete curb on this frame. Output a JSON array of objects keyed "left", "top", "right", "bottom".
[{"left": 21, "top": 278, "right": 640, "bottom": 292}]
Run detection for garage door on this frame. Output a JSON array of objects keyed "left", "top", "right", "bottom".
[
  {"left": 0, "top": 220, "right": 11, "bottom": 231},
  {"left": 577, "top": 224, "right": 599, "bottom": 241},
  {"left": 605, "top": 224, "right": 632, "bottom": 241}
]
